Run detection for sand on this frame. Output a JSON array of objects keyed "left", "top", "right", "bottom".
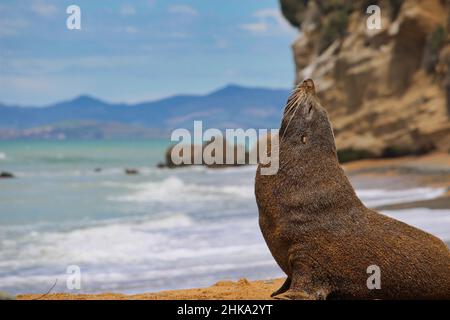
[
  {"left": 18, "top": 278, "right": 285, "bottom": 300},
  {"left": 16, "top": 152, "right": 450, "bottom": 300}
]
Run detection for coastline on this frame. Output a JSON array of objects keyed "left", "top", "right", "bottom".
[
  {"left": 343, "top": 152, "right": 450, "bottom": 210},
  {"left": 15, "top": 152, "right": 450, "bottom": 300},
  {"left": 18, "top": 278, "right": 285, "bottom": 300}
]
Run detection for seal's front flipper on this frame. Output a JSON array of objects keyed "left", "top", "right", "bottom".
[
  {"left": 277, "top": 260, "right": 331, "bottom": 300},
  {"left": 272, "top": 289, "right": 313, "bottom": 300},
  {"left": 273, "top": 288, "right": 329, "bottom": 300},
  {"left": 270, "top": 277, "right": 291, "bottom": 297}
]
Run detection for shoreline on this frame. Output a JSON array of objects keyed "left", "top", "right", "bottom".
[
  {"left": 342, "top": 152, "right": 450, "bottom": 177},
  {"left": 18, "top": 278, "right": 285, "bottom": 300},
  {"left": 344, "top": 152, "right": 450, "bottom": 210}
]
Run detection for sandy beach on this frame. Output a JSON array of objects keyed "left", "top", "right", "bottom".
[
  {"left": 14, "top": 152, "right": 450, "bottom": 300},
  {"left": 18, "top": 278, "right": 284, "bottom": 300}
]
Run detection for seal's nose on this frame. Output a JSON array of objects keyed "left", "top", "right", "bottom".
[{"left": 299, "top": 79, "right": 316, "bottom": 95}]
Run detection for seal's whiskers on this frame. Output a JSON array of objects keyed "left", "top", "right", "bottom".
[{"left": 281, "top": 93, "right": 304, "bottom": 141}]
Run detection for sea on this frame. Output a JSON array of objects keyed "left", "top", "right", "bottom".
[{"left": 0, "top": 140, "right": 449, "bottom": 295}]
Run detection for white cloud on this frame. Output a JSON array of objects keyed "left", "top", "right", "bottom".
[
  {"left": 30, "top": 0, "right": 57, "bottom": 17},
  {"left": 240, "top": 22, "right": 268, "bottom": 33},
  {"left": 120, "top": 5, "right": 136, "bottom": 16},
  {"left": 240, "top": 8, "right": 295, "bottom": 35},
  {"left": 255, "top": 8, "right": 293, "bottom": 32},
  {"left": 168, "top": 4, "right": 198, "bottom": 16}
]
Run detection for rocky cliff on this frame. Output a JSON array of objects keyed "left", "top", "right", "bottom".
[{"left": 280, "top": 0, "right": 450, "bottom": 158}]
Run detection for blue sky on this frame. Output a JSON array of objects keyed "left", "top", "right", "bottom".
[{"left": 0, "top": 0, "right": 297, "bottom": 105}]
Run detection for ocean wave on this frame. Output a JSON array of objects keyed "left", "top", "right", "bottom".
[
  {"left": 0, "top": 152, "right": 6, "bottom": 160},
  {"left": 0, "top": 213, "right": 195, "bottom": 269},
  {"left": 357, "top": 187, "right": 446, "bottom": 207},
  {"left": 382, "top": 208, "right": 450, "bottom": 242},
  {"left": 0, "top": 213, "right": 274, "bottom": 294},
  {"left": 0, "top": 256, "right": 278, "bottom": 294},
  {"left": 109, "top": 177, "right": 445, "bottom": 208},
  {"left": 0, "top": 214, "right": 261, "bottom": 268},
  {"left": 108, "top": 176, "right": 254, "bottom": 203},
  {"left": 2, "top": 192, "right": 449, "bottom": 294}
]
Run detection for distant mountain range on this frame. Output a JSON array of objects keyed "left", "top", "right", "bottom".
[{"left": 0, "top": 85, "right": 290, "bottom": 140}]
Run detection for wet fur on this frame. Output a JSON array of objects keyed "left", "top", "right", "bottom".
[{"left": 255, "top": 79, "right": 450, "bottom": 300}]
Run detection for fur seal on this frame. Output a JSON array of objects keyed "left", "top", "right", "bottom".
[{"left": 255, "top": 79, "right": 450, "bottom": 299}]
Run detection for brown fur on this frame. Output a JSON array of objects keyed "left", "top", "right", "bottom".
[{"left": 255, "top": 79, "right": 450, "bottom": 299}]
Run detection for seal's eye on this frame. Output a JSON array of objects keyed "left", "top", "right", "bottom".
[
  {"left": 308, "top": 105, "right": 313, "bottom": 114},
  {"left": 301, "top": 135, "right": 307, "bottom": 144}
]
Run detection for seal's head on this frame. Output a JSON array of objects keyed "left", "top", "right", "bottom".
[{"left": 280, "top": 79, "right": 335, "bottom": 154}]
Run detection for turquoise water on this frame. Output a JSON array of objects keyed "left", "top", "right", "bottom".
[
  {"left": 0, "top": 140, "right": 449, "bottom": 295},
  {"left": 0, "top": 140, "right": 170, "bottom": 225}
]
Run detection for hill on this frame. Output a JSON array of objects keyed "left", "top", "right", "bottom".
[{"left": 0, "top": 85, "right": 290, "bottom": 140}]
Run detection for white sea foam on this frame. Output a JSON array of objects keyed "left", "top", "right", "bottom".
[
  {"left": 0, "top": 213, "right": 276, "bottom": 293},
  {"left": 0, "top": 213, "right": 260, "bottom": 266},
  {"left": 357, "top": 187, "right": 446, "bottom": 207},
  {"left": 382, "top": 208, "right": 450, "bottom": 242},
  {"left": 108, "top": 178, "right": 445, "bottom": 209},
  {"left": 0, "top": 257, "right": 278, "bottom": 293},
  {"left": 2, "top": 184, "right": 449, "bottom": 294},
  {"left": 0, "top": 213, "right": 193, "bottom": 268},
  {"left": 0, "top": 152, "right": 6, "bottom": 160},
  {"left": 4, "top": 205, "right": 448, "bottom": 294},
  {"left": 108, "top": 176, "right": 254, "bottom": 203}
]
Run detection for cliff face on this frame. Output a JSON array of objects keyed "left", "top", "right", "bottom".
[{"left": 280, "top": 0, "right": 450, "bottom": 157}]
